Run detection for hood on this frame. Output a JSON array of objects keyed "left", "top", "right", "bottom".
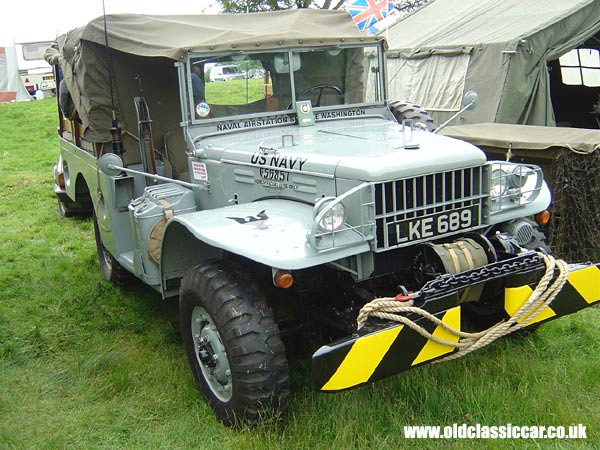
[{"left": 204, "top": 117, "right": 487, "bottom": 182}]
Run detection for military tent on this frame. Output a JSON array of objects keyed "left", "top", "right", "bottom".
[
  {"left": 0, "top": 46, "right": 32, "bottom": 102},
  {"left": 384, "top": 0, "right": 600, "bottom": 128}
]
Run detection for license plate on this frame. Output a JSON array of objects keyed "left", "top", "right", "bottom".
[{"left": 388, "top": 205, "right": 480, "bottom": 244}]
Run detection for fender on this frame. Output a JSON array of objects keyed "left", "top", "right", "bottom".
[
  {"left": 160, "top": 199, "right": 370, "bottom": 285},
  {"left": 488, "top": 181, "right": 552, "bottom": 225}
]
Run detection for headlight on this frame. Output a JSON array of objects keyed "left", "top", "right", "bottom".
[
  {"left": 489, "top": 162, "right": 543, "bottom": 210},
  {"left": 490, "top": 168, "right": 508, "bottom": 200},
  {"left": 507, "top": 165, "right": 535, "bottom": 189},
  {"left": 314, "top": 197, "right": 346, "bottom": 232}
]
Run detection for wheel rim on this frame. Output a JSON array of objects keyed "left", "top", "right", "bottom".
[{"left": 191, "top": 306, "right": 233, "bottom": 402}]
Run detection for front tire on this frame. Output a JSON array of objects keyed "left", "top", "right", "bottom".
[{"left": 180, "top": 260, "right": 290, "bottom": 427}]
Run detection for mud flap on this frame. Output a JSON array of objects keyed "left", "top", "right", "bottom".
[{"left": 312, "top": 263, "right": 600, "bottom": 392}]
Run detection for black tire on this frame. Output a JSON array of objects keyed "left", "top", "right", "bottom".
[
  {"left": 92, "top": 214, "right": 132, "bottom": 286},
  {"left": 57, "top": 197, "right": 93, "bottom": 218},
  {"left": 58, "top": 200, "right": 74, "bottom": 218},
  {"left": 179, "top": 260, "right": 290, "bottom": 427},
  {"left": 389, "top": 100, "right": 435, "bottom": 132}
]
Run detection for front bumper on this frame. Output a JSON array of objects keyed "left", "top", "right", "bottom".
[{"left": 312, "top": 261, "right": 600, "bottom": 392}]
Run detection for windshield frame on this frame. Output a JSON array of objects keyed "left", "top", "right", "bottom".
[{"left": 181, "top": 42, "right": 387, "bottom": 127}]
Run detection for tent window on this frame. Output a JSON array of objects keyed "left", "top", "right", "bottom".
[
  {"left": 386, "top": 53, "right": 470, "bottom": 112},
  {"left": 559, "top": 48, "right": 600, "bottom": 87}
]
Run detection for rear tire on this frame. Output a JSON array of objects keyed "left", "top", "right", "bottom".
[
  {"left": 57, "top": 200, "right": 74, "bottom": 218},
  {"left": 179, "top": 260, "right": 290, "bottom": 427},
  {"left": 93, "top": 214, "right": 132, "bottom": 286},
  {"left": 389, "top": 100, "right": 435, "bottom": 131}
]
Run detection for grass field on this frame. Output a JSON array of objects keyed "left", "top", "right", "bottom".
[
  {"left": 206, "top": 78, "right": 265, "bottom": 105},
  {"left": 1, "top": 99, "right": 599, "bottom": 449}
]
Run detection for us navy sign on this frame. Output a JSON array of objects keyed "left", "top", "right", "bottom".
[{"left": 250, "top": 153, "right": 308, "bottom": 171}]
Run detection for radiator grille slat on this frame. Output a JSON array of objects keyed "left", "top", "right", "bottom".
[{"left": 374, "top": 166, "right": 487, "bottom": 251}]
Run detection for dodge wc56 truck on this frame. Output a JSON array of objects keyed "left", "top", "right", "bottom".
[{"left": 48, "top": 10, "right": 600, "bottom": 426}]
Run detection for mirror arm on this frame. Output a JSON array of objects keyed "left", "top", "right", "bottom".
[{"left": 433, "top": 90, "right": 479, "bottom": 134}]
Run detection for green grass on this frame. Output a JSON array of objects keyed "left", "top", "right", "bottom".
[
  {"left": 206, "top": 78, "right": 265, "bottom": 105},
  {"left": 1, "top": 99, "right": 599, "bottom": 449}
]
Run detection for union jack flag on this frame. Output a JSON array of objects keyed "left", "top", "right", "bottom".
[{"left": 347, "top": 0, "right": 394, "bottom": 32}]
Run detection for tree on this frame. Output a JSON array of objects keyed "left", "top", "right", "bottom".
[
  {"left": 219, "top": 0, "right": 351, "bottom": 13},
  {"left": 219, "top": 0, "right": 308, "bottom": 13},
  {"left": 218, "top": 0, "right": 429, "bottom": 14},
  {"left": 393, "top": 0, "right": 429, "bottom": 15}
]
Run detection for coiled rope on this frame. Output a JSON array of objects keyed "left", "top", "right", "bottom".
[{"left": 356, "top": 253, "right": 569, "bottom": 363}]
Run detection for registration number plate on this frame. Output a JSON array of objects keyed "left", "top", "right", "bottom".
[{"left": 388, "top": 205, "right": 480, "bottom": 244}]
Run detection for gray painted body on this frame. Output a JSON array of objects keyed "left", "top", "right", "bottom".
[
  {"left": 56, "top": 42, "right": 551, "bottom": 299},
  {"left": 197, "top": 117, "right": 488, "bottom": 181}
]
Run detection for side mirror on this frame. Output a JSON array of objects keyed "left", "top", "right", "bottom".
[{"left": 462, "top": 90, "right": 479, "bottom": 110}]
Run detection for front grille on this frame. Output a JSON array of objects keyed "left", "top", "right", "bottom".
[{"left": 374, "top": 166, "right": 488, "bottom": 250}]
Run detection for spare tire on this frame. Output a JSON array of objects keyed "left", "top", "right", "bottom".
[{"left": 389, "top": 100, "right": 435, "bottom": 132}]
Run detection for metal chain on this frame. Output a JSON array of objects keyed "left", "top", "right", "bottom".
[{"left": 417, "top": 252, "right": 545, "bottom": 299}]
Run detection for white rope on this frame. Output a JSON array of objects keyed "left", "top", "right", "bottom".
[{"left": 355, "top": 253, "right": 570, "bottom": 363}]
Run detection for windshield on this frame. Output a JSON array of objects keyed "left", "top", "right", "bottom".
[{"left": 187, "top": 44, "right": 384, "bottom": 122}]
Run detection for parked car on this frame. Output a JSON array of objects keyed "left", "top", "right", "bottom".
[{"left": 209, "top": 64, "right": 246, "bottom": 82}]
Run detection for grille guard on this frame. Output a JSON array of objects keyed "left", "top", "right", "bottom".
[{"left": 312, "top": 261, "right": 600, "bottom": 392}]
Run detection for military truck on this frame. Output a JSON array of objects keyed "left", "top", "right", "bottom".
[{"left": 48, "top": 10, "right": 600, "bottom": 427}]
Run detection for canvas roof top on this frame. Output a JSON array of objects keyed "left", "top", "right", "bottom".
[
  {"left": 386, "top": 0, "right": 599, "bottom": 50},
  {"left": 60, "top": 9, "right": 380, "bottom": 60},
  {"left": 50, "top": 9, "right": 380, "bottom": 170}
]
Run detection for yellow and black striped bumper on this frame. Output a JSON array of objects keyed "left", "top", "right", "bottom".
[{"left": 312, "top": 263, "right": 600, "bottom": 392}]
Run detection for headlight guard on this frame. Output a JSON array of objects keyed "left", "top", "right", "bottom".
[{"left": 489, "top": 162, "right": 544, "bottom": 213}]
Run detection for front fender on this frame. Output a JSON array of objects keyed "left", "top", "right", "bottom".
[{"left": 163, "top": 199, "right": 370, "bottom": 271}]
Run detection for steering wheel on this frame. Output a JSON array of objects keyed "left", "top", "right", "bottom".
[{"left": 290, "top": 85, "right": 345, "bottom": 109}]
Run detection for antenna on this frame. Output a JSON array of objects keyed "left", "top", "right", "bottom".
[{"left": 101, "top": 0, "right": 123, "bottom": 156}]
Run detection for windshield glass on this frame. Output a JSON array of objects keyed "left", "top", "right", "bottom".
[
  {"left": 188, "top": 44, "right": 383, "bottom": 122},
  {"left": 292, "top": 47, "right": 382, "bottom": 107}
]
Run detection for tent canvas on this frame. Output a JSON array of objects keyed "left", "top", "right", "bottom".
[
  {"left": 0, "top": 46, "right": 32, "bottom": 102},
  {"left": 383, "top": 0, "right": 600, "bottom": 127}
]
